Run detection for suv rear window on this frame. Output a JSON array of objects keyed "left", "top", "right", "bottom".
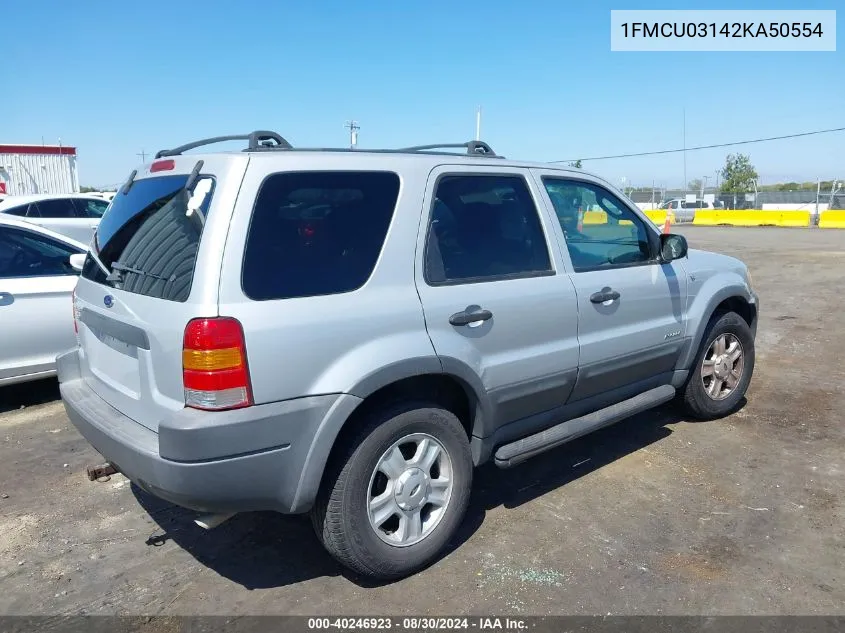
[
  {"left": 81, "top": 174, "right": 215, "bottom": 302},
  {"left": 242, "top": 171, "right": 400, "bottom": 300}
]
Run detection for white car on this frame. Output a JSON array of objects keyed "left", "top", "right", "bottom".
[
  {"left": 0, "top": 193, "right": 110, "bottom": 244},
  {"left": 659, "top": 198, "right": 724, "bottom": 221},
  {"left": 0, "top": 216, "right": 87, "bottom": 386},
  {"left": 84, "top": 191, "right": 117, "bottom": 202}
]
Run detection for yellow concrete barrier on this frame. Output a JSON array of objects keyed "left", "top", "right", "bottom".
[
  {"left": 645, "top": 210, "right": 676, "bottom": 225},
  {"left": 692, "top": 210, "right": 719, "bottom": 225},
  {"left": 819, "top": 210, "right": 845, "bottom": 229},
  {"left": 692, "top": 209, "right": 810, "bottom": 227},
  {"left": 582, "top": 210, "right": 636, "bottom": 226},
  {"left": 582, "top": 210, "right": 607, "bottom": 224},
  {"left": 774, "top": 210, "right": 812, "bottom": 227}
]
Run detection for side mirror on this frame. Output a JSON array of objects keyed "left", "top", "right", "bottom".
[
  {"left": 69, "top": 253, "right": 87, "bottom": 272},
  {"left": 659, "top": 233, "right": 688, "bottom": 262}
]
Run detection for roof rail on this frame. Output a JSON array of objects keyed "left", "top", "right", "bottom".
[
  {"left": 155, "top": 130, "right": 292, "bottom": 158},
  {"left": 399, "top": 140, "right": 500, "bottom": 157}
]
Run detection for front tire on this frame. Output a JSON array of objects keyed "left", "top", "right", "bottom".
[
  {"left": 311, "top": 402, "right": 473, "bottom": 580},
  {"left": 680, "top": 310, "right": 755, "bottom": 419}
]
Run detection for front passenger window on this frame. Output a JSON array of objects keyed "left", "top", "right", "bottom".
[
  {"left": 0, "top": 227, "right": 82, "bottom": 278},
  {"left": 73, "top": 198, "right": 109, "bottom": 218},
  {"left": 543, "top": 178, "right": 654, "bottom": 272}
]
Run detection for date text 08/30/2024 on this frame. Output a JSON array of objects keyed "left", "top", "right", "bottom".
[{"left": 307, "top": 617, "right": 527, "bottom": 631}]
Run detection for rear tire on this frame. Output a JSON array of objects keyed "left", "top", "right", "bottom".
[
  {"left": 680, "top": 310, "right": 755, "bottom": 419},
  {"left": 311, "top": 402, "right": 472, "bottom": 580}
]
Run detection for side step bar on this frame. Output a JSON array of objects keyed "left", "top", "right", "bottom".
[{"left": 494, "top": 384, "right": 676, "bottom": 468}]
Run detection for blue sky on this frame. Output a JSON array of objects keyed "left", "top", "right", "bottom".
[{"left": 6, "top": 0, "right": 843, "bottom": 188}]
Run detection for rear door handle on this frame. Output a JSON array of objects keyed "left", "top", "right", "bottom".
[
  {"left": 449, "top": 308, "right": 493, "bottom": 326},
  {"left": 0, "top": 292, "right": 13, "bottom": 306},
  {"left": 590, "top": 288, "right": 620, "bottom": 303}
]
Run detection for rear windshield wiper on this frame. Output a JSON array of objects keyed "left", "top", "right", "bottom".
[{"left": 110, "top": 262, "right": 174, "bottom": 282}]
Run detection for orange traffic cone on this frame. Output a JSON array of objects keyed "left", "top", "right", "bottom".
[
  {"left": 577, "top": 206, "right": 584, "bottom": 232},
  {"left": 662, "top": 207, "right": 672, "bottom": 234}
]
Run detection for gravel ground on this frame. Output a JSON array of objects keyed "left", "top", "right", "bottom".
[{"left": 0, "top": 226, "right": 842, "bottom": 616}]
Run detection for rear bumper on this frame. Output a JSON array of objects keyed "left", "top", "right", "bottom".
[{"left": 57, "top": 349, "right": 361, "bottom": 514}]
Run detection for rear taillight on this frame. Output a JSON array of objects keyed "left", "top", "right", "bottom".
[{"left": 182, "top": 317, "right": 253, "bottom": 410}]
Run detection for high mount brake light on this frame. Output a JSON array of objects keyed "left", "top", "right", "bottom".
[{"left": 150, "top": 159, "right": 175, "bottom": 173}]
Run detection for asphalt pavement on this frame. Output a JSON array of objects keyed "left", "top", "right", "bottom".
[{"left": 1, "top": 226, "right": 842, "bottom": 616}]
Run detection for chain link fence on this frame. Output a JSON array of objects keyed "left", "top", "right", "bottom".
[{"left": 626, "top": 185, "right": 844, "bottom": 224}]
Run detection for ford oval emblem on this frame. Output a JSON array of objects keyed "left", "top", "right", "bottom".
[{"left": 103, "top": 295, "right": 114, "bottom": 308}]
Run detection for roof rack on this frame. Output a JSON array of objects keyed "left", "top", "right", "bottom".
[
  {"left": 398, "top": 140, "right": 500, "bottom": 157},
  {"left": 154, "top": 130, "right": 292, "bottom": 158}
]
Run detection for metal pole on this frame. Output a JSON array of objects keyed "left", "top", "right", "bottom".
[
  {"left": 345, "top": 120, "right": 360, "bottom": 149},
  {"left": 476, "top": 106, "right": 482, "bottom": 141},
  {"left": 816, "top": 177, "right": 821, "bottom": 219},
  {"left": 683, "top": 108, "right": 687, "bottom": 196}
]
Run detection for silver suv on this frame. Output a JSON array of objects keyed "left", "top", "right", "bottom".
[{"left": 58, "top": 131, "right": 758, "bottom": 580}]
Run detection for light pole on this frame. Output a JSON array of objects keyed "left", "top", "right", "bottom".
[
  {"left": 345, "top": 120, "right": 360, "bottom": 149},
  {"left": 682, "top": 108, "right": 687, "bottom": 197}
]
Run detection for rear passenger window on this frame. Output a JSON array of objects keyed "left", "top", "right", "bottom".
[
  {"left": 34, "top": 198, "right": 78, "bottom": 218},
  {"left": 424, "top": 175, "right": 551, "bottom": 284},
  {"left": 242, "top": 171, "right": 400, "bottom": 300}
]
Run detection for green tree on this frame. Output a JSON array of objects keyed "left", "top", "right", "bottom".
[
  {"left": 569, "top": 159, "right": 582, "bottom": 168},
  {"left": 688, "top": 178, "right": 703, "bottom": 192},
  {"left": 719, "top": 153, "right": 758, "bottom": 193},
  {"left": 79, "top": 185, "right": 98, "bottom": 193}
]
